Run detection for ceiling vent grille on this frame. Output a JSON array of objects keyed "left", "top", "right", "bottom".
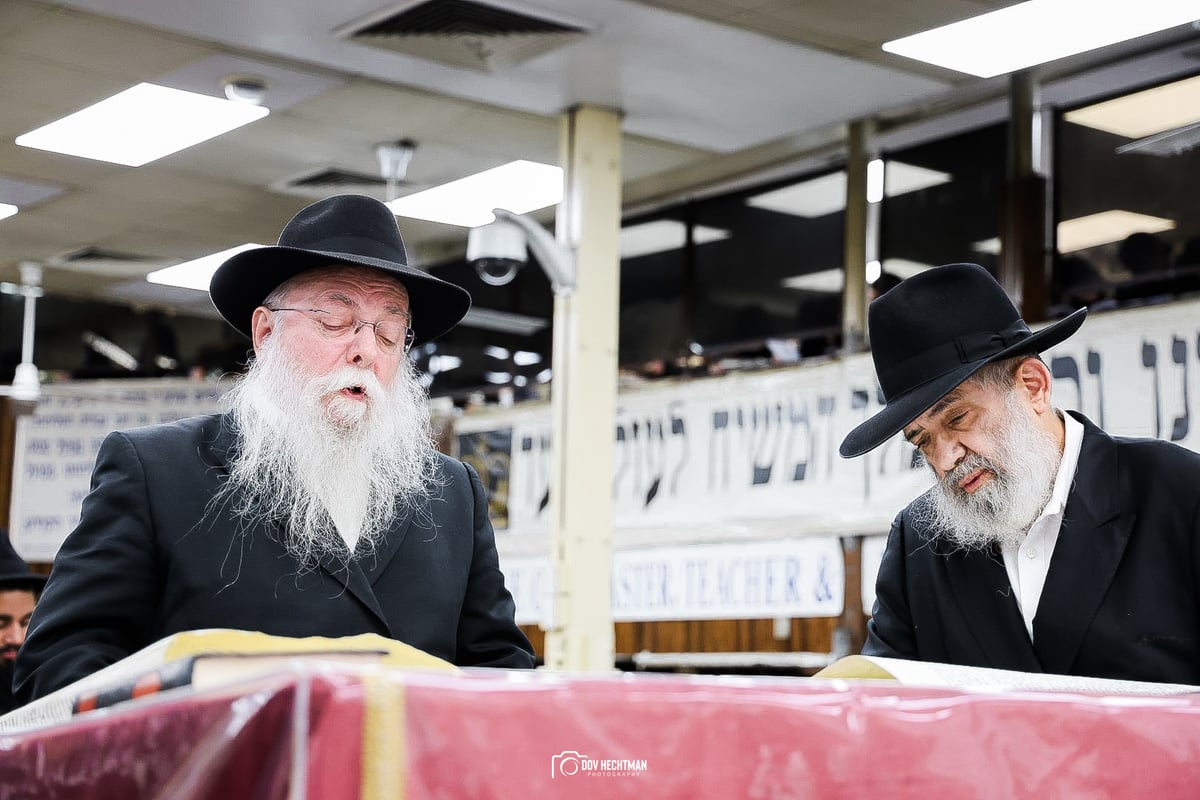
[
  {"left": 51, "top": 247, "right": 171, "bottom": 278},
  {"left": 272, "top": 167, "right": 413, "bottom": 200},
  {"left": 337, "top": 0, "right": 589, "bottom": 72}
]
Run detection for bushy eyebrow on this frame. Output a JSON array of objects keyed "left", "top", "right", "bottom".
[
  {"left": 902, "top": 390, "right": 964, "bottom": 443},
  {"left": 317, "top": 292, "right": 409, "bottom": 319}
]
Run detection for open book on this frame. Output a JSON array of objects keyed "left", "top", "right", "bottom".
[
  {"left": 815, "top": 654, "right": 1200, "bottom": 696},
  {"left": 0, "top": 628, "right": 454, "bottom": 732}
]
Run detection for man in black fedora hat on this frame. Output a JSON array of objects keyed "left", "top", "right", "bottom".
[
  {"left": 841, "top": 262, "right": 1200, "bottom": 684},
  {"left": 0, "top": 532, "right": 44, "bottom": 714},
  {"left": 16, "top": 195, "right": 534, "bottom": 701}
]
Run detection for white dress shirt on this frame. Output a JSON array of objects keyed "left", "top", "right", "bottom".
[{"left": 1001, "top": 412, "right": 1084, "bottom": 641}]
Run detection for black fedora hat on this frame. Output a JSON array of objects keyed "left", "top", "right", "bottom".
[
  {"left": 839, "top": 263, "right": 1086, "bottom": 458},
  {"left": 209, "top": 194, "right": 471, "bottom": 346},
  {"left": 0, "top": 533, "right": 45, "bottom": 593}
]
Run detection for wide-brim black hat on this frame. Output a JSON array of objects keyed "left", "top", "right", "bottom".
[
  {"left": 0, "top": 533, "right": 45, "bottom": 592},
  {"left": 209, "top": 194, "right": 471, "bottom": 346},
  {"left": 839, "top": 263, "right": 1086, "bottom": 458}
]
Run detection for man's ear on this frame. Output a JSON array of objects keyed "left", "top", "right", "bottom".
[
  {"left": 250, "top": 307, "right": 274, "bottom": 353},
  {"left": 1016, "top": 357, "right": 1053, "bottom": 413}
]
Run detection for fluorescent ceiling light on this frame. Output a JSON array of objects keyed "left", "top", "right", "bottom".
[
  {"left": 16, "top": 83, "right": 268, "bottom": 167},
  {"left": 883, "top": 0, "right": 1200, "bottom": 79},
  {"left": 881, "top": 258, "right": 935, "bottom": 280},
  {"left": 1065, "top": 74, "right": 1200, "bottom": 139},
  {"left": 513, "top": 350, "right": 542, "bottom": 366},
  {"left": 388, "top": 160, "right": 562, "bottom": 227},
  {"left": 747, "top": 162, "right": 950, "bottom": 218},
  {"left": 866, "top": 160, "right": 885, "bottom": 204},
  {"left": 619, "top": 220, "right": 730, "bottom": 259},
  {"left": 459, "top": 307, "right": 548, "bottom": 336},
  {"left": 1058, "top": 210, "right": 1175, "bottom": 253},
  {"left": 783, "top": 257, "right": 935, "bottom": 293},
  {"left": 885, "top": 162, "right": 951, "bottom": 196},
  {"left": 146, "top": 243, "right": 266, "bottom": 291},
  {"left": 748, "top": 172, "right": 845, "bottom": 218},
  {"left": 427, "top": 355, "right": 461, "bottom": 373},
  {"left": 973, "top": 237, "right": 1002, "bottom": 255},
  {"left": 0, "top": 203, "right": 16, "bottom": 222},
  {"left": 975, "top": 213, "right": 1175, "bottom": 255},
  {"left": 781, "top": 268, "right": 843, "bottom": 293}
]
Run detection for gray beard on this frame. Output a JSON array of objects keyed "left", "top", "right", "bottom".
[
  {"left": 911, "top": 393, "right": 1063, "bottom": 552},
  {"left": 215, "top": 335, "right": 440, "bottom": 569}
]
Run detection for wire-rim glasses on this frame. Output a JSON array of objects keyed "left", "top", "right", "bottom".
[{"left": 267, "top": 307, "right": 415, "bottom": 353}]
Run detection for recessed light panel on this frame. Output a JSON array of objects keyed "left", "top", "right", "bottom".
[
  {"left": 16, "top": 83, "right": 268, "bottom": 167},
  {"left": 146, "top": 244, "right": 267, "bottom": 292},
  {"left": 883, "top": 0, "right": 1200, "bottom": 79},
  {"left": 388, "top": 160, "right": 563, "bottom": 227}
]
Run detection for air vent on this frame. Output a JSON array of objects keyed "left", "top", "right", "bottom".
[
  {"left": 50, "top": 247, "right": 171, "bottom": 278},
  {"left": 337, "top": 0, "right": 589, "bottom": 72},
  {"left": 271, "top": 167, "right": 410, "bottom": 200}
]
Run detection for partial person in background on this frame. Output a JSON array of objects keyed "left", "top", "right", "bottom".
[
  {"left": 840, "top": 263, "right": 1200, "bottom": 684},
  {"left": 1048, "top": 255, "right": 1115, "bottom": 318},
  {"left": 16, "top": 194, "right": 534, "bottom": 702},
  {"left": 0, "top": 533, "right": 44, "bottom": 714},
  {"left": 867, "top": 270, "right": 902, "bottom": 303},
  {"left": 1115, "top": 231, "right": 1174, "bottom": 306}
]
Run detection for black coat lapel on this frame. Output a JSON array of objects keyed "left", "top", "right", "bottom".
[
  {"left": 355, "top": 506, "right": 415, "bottom": 586},
  {"left": 318, "top": 551, "right": 392, "bottom": 632},
  {"left": 943, "top": 544, "right": 1044, "bottom": 671},
  {"left": 1032, "top": 414, "right": 1132, "bottom": 673}
]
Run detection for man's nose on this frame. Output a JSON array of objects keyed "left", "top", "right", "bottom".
[
  {"left": 0, "top": 621, "right": 21, "bottom": 645},
  {"left": 928, "top": 436, "right": 966, "bottom": 477},
  {"left": 346, "top": 322, "right": 381, "bottom": 366}
]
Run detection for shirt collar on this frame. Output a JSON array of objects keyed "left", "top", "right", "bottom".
[{"left": 1042, "top": 410, "right": 1084, "bottom": 517}]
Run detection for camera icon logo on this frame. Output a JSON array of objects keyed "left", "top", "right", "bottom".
[{"left": 551, "top": 750, "right": 587, "bottom": 778}]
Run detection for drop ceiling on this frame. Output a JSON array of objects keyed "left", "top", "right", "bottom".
[{"left": 0, "top": 0, "right": 1194, "bottom": 323}]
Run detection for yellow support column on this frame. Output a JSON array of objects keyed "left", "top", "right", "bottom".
[{"left": 543, "top": 104, "right": 623, "bottom": 672}]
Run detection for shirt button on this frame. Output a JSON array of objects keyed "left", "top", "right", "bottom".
[{"left": 1026, "top": 550, "right": 1037, "bottom": 559}]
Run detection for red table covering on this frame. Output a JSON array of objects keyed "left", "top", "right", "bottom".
[{"left": 2, "top": 666, "right": 1198, "bottom": 799}]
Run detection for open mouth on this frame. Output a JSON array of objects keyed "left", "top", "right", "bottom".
[
  {"left": 341, "top": 384, "right": 368, "bottom": 401},
  {"left": 958, "top": 468, "right": 992, "bottom": 494}
]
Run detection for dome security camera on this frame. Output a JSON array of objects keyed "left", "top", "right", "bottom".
[{"left": 467, "top": 217, "right": 527, "bottom": 286}]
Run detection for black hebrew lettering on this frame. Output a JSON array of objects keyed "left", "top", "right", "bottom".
[
  {"left": 645, "top": 419, "right": 664, "bottom": 506},
  {"left": 710, "top": 410, "right": 731, "bottom": 491},
  {"left": 817, "top": 396, "right": 836, "bottom": 479},
  {"left": 1051, "top": 355, "right": 1081, "bottom": 411},
  {"left": 1142, "top": 341, "right": 1161, "bottom": 439},
  {"left": 1086, "top": 349, "right": 1104, "bottom": 428},
  {"left": 1171, "top": 336, "right": 1189, "bottom": 441},
  {"left": 785, "top": 399, "right": 810, "bottom": 482},
  {"left": 668, "top": 403, "right": 688, "bottom": 495}
]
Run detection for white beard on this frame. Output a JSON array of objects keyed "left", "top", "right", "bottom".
[
  {"left": 216, "top": 334, "right": 440, "bottom": 568},
  {"left": 912, "top": 392, "right": 1062, "bottom": 552}
]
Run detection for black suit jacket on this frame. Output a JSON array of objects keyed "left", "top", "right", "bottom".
[
  {"left": 15, "top": 414, "right": 533, "bottom": 700},
  {"left": 865, "top": 412, "right": 1200, "bottom": 684}
]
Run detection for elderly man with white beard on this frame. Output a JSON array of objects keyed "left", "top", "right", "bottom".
[
  {"left": 15, "top": 195, "right": 534, "bottom": 702},
  {"left": 839, "top": 263, "right": 1200, "bottom": 685}
]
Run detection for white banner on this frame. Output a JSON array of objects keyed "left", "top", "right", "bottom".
[
  {"left": 464, "top": 299, "right": 1200, "bottom": 546},
  {"left": 501, "top": 537, "right": 843, "bottom": 626},
  {"left": 9, "top": 380, "right": 225, "bottom": 562}
]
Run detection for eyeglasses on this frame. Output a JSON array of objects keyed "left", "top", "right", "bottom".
[{"left": 267, "top": 307, "right": 415, "bottom": 353}]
